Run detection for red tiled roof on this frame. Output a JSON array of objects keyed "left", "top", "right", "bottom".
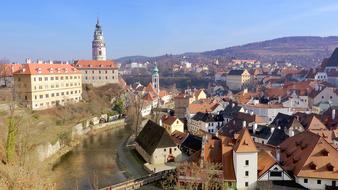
[
  {"left": 280, "top": 131, "right": 338, "bottom": 180},
  {"left": 14, "top": 63, "right": 80, "bottom": 75},
  {"left": 0, "top": 64, "right": 22, "bottom": 77},
  {"left": 74, "top": 60, "right": 117, "bottom": 69}
]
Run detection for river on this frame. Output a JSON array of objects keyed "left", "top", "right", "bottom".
[{"left": 52, "top": 127, "right": 130, "bottom": 190}]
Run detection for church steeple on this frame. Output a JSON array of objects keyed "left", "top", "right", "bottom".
[
  {"left": 92, "top": 18, "right": 106, "bottom": 60},
  {"left": 152, "top": 64, "right": 160, "bottom": 95}
]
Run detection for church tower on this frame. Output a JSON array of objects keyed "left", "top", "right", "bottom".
[
  {"left": 92, "top": 18, "right": 107, "bottom": 60},
  {"left": 152, "top": 64, "right": 160, "bottom": 95}
]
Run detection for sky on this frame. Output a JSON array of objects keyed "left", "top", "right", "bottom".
[{"left": 2, "top": 0, "right": 338, "bottom": 62}]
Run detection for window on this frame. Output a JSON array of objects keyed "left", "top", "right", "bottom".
[
  {"left": 45, "top": 94, "right": 49, "bottom": 98},
  {"left": 61, "top": 76, "right": 64, "bottom": 80},
  {"left": 44, "top": 77, "right": 48, "bottom": 81},
  {"left": 51, "top": 93, "right": 54, "bottom": 97},
  {"left": 245, "top": 182, "right": 248, "bottom": 187},
  {"left": 70, "top": 76, "right": 73, "bottom": 79},
  {"left": 92, "top": 71, "right": 94, "bottom": 74},
  {"left": 39, "top": 95, "right": 43, "bottom": 99},
  {"left": 55, "top": 77, "right": 58, "bottom": 80},
  {"left": 85, "top": 71, "right": 88, "bottom": 74},
  {"left": 270, "top": 171, "right": 282, "bottom": 177},
  {"left": 164, "top": 149, "right": 166, "bottom": 152},
  {"left": 65, "top": 76, "right": 68, "bottom": 80},
  {"left": 99, "top": 50, "right": 102, "bottom": 55},
  {"left": 39, "top": 77, "right": 42, "bottom": 81},
  {"left": 317, "top": 180, "right": 321, "bottom": 184},
  {"left": 322, "top": 96, "right": 324, "bottom": 99},
  {"left": 24, "top": 96, "right": 27, "bottom": 100},
  {"left": 245, "top": 160, "right": 249, "bottom": 166},
  {"left": 245, "top": 171, "right": 249, "bottom": 176},
  {"left": 35, "top": 95, "right": 37, "bottom": 100},
  {"left": 330, "top": 96, "right": 333, "bottom": 99},
  {"left": 51, "top": 77, "right": 54, "bottom": 80}
]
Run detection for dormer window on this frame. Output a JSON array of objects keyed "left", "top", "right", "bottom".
[
  {"left": 321, "top": 149, "right": 329, "bottom": 156},
  {"left": 309, "top": 162, "right": 317, "bottom": 170},
  {"left": 37, "top": 68, "right": 42, "bottom": 74},
  {"left": 327, "top": 163, "right": 334, "bottom": 171},
  {"left": 49, "top": 68, "right": 54, "bottom": 73},
  {"left": 57, "top": 68, "right": 61, "bottom": 73}
]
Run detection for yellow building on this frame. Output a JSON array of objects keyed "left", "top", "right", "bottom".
[
  {"left": 14, "top": 64, "right": 82, "bottom": 110},
  {"left": 226, "top": 69, "right": 251, "bottom": 91},
  {"left": 161, "top": 115, "right": 184, "bottom": 134}
]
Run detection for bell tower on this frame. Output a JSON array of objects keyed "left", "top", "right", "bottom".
[
  {"left": 152, "top": 64, "right": 160, "bottom": 95},
  {"left": 92, "top": 18, "right": 107, "bottom": 60}
]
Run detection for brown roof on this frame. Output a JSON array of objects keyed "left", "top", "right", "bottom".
[
  {"left": 280, "top": 131, "right": 338, "bottom": 180},
  {"left": 162, "top": 115, "right": 181, "bottom": 126},
  {"left": 258, "top": 150, "right": 277, "bottom": 178},
  {"left": 14, "top": 63, "right": 80, "bottom": 75},
  {"left": 203, "top": 136, "right": 222, "bottom": 164},
  {"left": 145, "top": 82, "right": 157, "bottom": 94},
  {"left": 74, "top": 60, "right": 117, "bottom": 69},
  {"left": 170, "top": 130, "right": 188, "bottom": 145},
  {"left": 220, "top": 136, "right": 236, "bottom": 181},
  {"left": 0, "top": 64, "right": 22, "bottom": 77},
  {"left": 188, "top": 102, "right": 219, "bottom": 114},
  {"left": 233, "top": 128, "right": 258, "bottom": 153}
]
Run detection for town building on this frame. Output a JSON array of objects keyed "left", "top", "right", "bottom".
[
  {"left": 13, "top": 64, "right": 82, "bottom": 110},
  {"left": 135, "top": 120, "right": 182, "bottom": 165},
  {"left": 188, "top": 112, "right": 224, "bottom": 135},
  {"left": 280, "top": 131, "right": 338, "bottom": 190},
  {"left": 226, "top": 69, "right": 251, "bottom": 91},
  {"left": 160, "top": 115, "right": 184, "bottom": 134}
]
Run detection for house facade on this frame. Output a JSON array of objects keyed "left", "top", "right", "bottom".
[{"left": 226, "top": 69, "right": 251, "bottom": 91}]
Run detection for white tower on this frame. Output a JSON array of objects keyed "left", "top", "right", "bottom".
[
  {"left": 152, "top": 64, "right": 160, "bottom": 95},
  {"left": 92, "top": 18, "right": 107, "bottom": 60}
]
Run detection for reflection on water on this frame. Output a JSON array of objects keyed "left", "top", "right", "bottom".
[{"left": 52, "top": 128, "right": 129, "bottom": 190}]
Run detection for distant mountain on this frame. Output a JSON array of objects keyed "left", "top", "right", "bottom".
[
  {"left": 116, "top": 55, "right": 150, "bottom": 63},
  {"left": 117, "top": 36, "right": 338, "bottom": 67}
]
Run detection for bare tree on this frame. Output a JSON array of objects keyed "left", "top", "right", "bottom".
[{"left": 128, "top": 92, "right": 144, "bottom": 136}]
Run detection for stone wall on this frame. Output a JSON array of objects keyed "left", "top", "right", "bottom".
[{"left": 36, "top": 114, "right": 125, "bottom": 162}]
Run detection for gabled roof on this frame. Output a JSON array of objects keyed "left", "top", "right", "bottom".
[
  {"left": 220, "top": 136, "right": 236, "bottom": 181},
  {"left": 203, "top": 136, "right": 222, "bottom": 163},
  {"left": 74, "top": 60, "right": 118, "bottom": 69},
  {"left": 170, "top": 130, "right": 188, "bottom": 145},
  {"left": 258, "top": 150, "right": 277, "bottom": 178},
  {"left": 145, "top": 82, "right": 157, "bottom": 94},
  {"left": 162, "top": 115, "right": 182, "bottom": 126},
  {"left": 233, "top": 128, "right": 257, "bottom": 153},
  {"left": 135, "top": 120, "right": 177, "bottom": 155},
  {"left": 218, "top": 118, "right": 244, "bottom": 138},
  {"left": 280, "top": 131, "right": 338, "bottom": 180}
]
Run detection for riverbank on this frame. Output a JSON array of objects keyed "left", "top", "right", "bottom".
[{"left": 44, "top": 119, "right": 126, "bottom": 170}]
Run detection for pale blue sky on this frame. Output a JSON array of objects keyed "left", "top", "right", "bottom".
[{"left": 1, "top": 0, "right": 338, "bottom": 62}]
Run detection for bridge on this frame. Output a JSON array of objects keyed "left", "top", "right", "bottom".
[{"left": 99, "top": 169, "right": 175, "bottom": 190}]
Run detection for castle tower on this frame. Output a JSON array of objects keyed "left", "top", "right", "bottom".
[
  {"left": 152, "top": 64, "right": 160, "bottom": 95},
  {"left": 92, "top": 18, "right": 107, "bottom": 60}
]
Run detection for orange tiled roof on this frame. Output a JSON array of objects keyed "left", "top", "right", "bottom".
[
  {"left": 188, "top": 102, "right": 219, "bottom": 114},
  {"left": 204, "top": 136, "right": 222, "bottom": 164},
  {"left": 145, "top": 82, "right": 157, "bottom": 94},
  {"left": 74, "top": 60, "right": 117, "bottom": 69},
  {"left": 14, "top": 63, "right": 80, "bottom": 75},
  {"left": 280, "top": 131, "right": 338, "bottom": 180},
  {"left": 220, "top": 135, "right": 236, "bottom": 181},
  {"left": 258, "top": 150, "right": 277, "bottom": 178},
  {"left": 162, "top": 115, "right": 181, "bottom": 126},
  {"left": 0, "top": 64, "right": 22, "bottom": 77},
  {"left": 233, "top": 128, "right": 257, "bottom": 153}
]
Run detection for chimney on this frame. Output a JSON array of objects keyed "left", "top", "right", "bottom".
[
  {"left": 332, "top": 109, "right": 336, "bottom": 120},
  {"left": 278, "top": 96, "right": 281, "bottom": 103},
  {"left": 25, "top": 58, "right": 31, "bottom": 64},
  {"left": 159, "top": 118, "right": 162, "bottom": 126},
  {"left": 242, "top": 120, "right": 247, "bottom": 128},
  {"left": 253, "top": 123, "right": 257, "bottom": 135},
  {"left": 232, "top": 103, "right": 235, "bottom": 108},
  {"left": 290, "top": 130, "right": 294, "bottom": 137},
  {"left": 276, "top": 146, "right": 281, "bottom": 163},
  {"left": 270, "top": 127, "right": 275, "bottom": 134}
]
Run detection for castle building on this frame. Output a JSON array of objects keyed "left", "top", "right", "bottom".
[
  {"left": 74, "top": 19, "right": 119, "bottom": 87},
  {"left": 13, "top": 64, "right": 82, "bottom": 110}
]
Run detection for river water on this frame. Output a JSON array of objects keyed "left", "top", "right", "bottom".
[{"left": 52, "top": 128, "right": 130, "bottom": 190}]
